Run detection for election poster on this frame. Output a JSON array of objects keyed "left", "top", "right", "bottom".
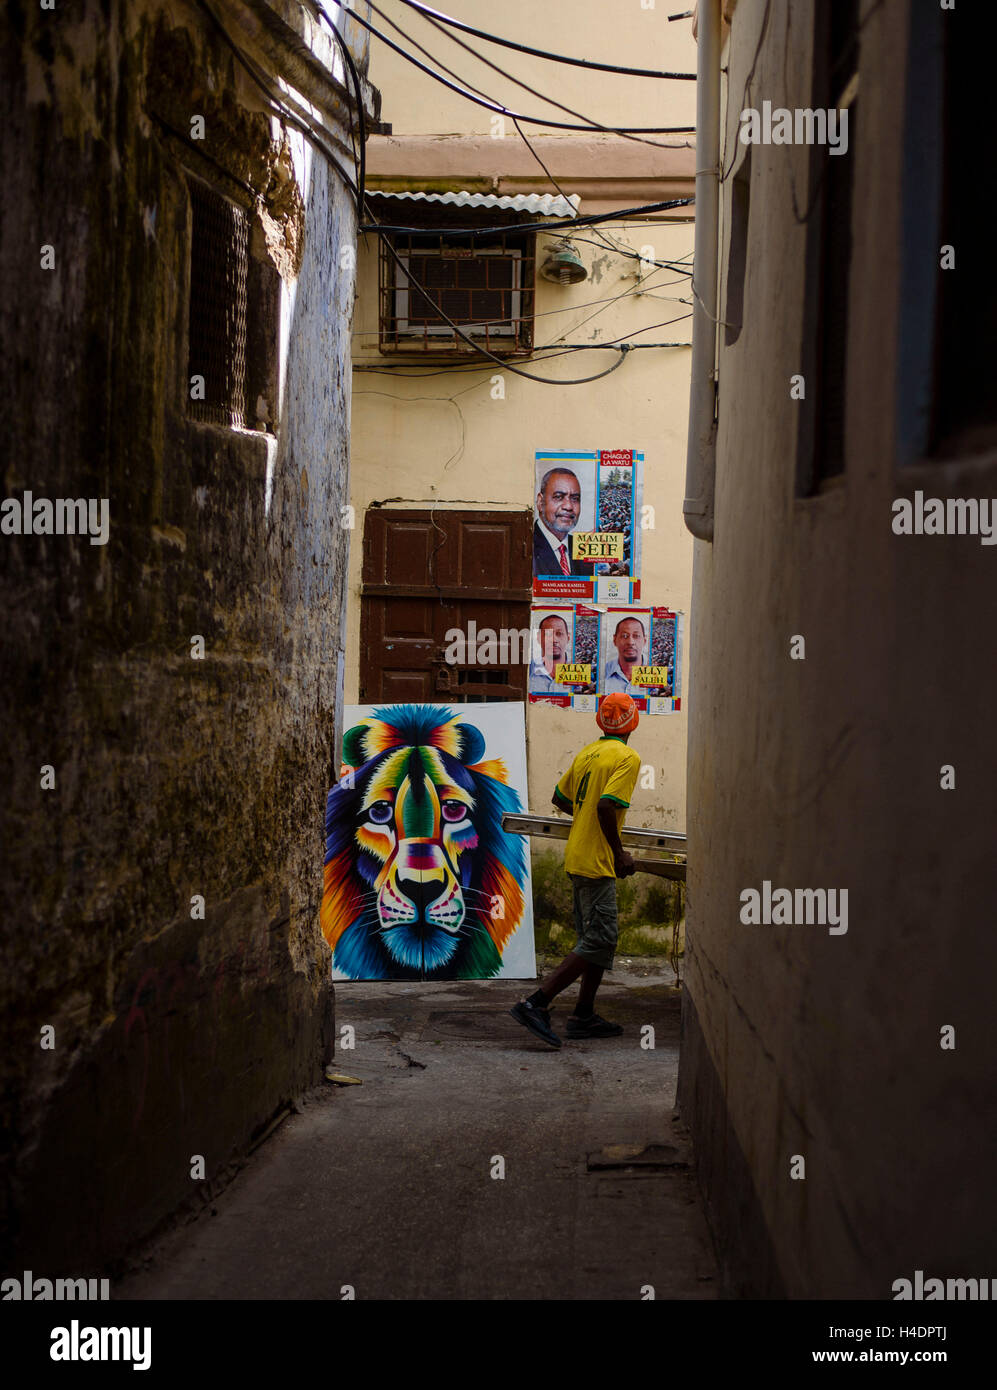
[
  {"left": 596, "top": 606, "right": 682, "bottom": 713},
  {"left": 532, "top": 449, "right": 644, "bottom": 601},
  {"left": 527, "top": 603, "right": 600, "bottom": 707}
]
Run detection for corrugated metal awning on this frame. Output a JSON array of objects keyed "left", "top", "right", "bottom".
[{"left": 367, "top": 189, "right": 580, "bottom": 218}]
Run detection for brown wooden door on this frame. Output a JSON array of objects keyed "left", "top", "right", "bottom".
[{"left": 360, "top": 508, "right": 532, "bottom": 703}]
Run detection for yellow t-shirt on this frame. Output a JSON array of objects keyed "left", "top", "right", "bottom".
[{"left": 554, "top": 736, "right": 640, "bottom": 879}]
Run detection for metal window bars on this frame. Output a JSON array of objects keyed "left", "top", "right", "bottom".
[{"left": 379, "top": 227, "right": 536, "bottom": 355}]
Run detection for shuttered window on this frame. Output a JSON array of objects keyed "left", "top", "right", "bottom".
[{"left": 796, "top": 1, "right": 860, "bottom": 494}]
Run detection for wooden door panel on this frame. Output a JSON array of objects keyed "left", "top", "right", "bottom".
[
  {"left": 453, "top": 520, "right": 517, "bottom": 589},
  {"left": 360, "top": 508, "right": 532, "bottom": 703},
  {"left": 365, "top": 516, "right": 438, "bottom": 587},
  {"left": 380, "top": 596, "right": 436, "bottom": 640},
  {"left": 379, "top": 670, "right": 436, "bottom": 703}
]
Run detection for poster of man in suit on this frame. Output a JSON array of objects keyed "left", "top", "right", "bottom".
[
  {"left": 533, "top": 450, "right": 643, "bottom": 600},
  {"left": 533, "top": 466, "right": 590, "bottom": 583}
]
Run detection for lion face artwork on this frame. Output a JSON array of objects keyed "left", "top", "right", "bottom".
[{"left": 321, "top": 704, "right": 536, "bottom": 980}]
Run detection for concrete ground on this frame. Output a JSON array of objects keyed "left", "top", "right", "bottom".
[{"left": 117, "top": 960, "right": 719, "bottom": 1300}]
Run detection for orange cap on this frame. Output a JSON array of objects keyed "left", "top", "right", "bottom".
[{"left": 596, "top": 692, "right": 639, "bottom": 736}]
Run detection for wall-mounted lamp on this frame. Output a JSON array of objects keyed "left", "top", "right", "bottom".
[{"left": 539, "top": 238, "right": 588, "bottom": 286}]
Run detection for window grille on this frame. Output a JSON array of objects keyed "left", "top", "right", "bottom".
[
  {"left": 379, "top": 229, "right": 536, "bottom": 355},
  {"left": 187, "top": 178, "right": 250, "bottom": 428}
]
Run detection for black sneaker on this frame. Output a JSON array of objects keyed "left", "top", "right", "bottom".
[
  {"left": 509, "top": 999, "right": 562, "bottom": 1049},
  {"left": 565, "top": 1013, "right": 623, "bottom": 1039}
]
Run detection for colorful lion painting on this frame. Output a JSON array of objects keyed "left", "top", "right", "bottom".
[{"left": 322, "top": 706, "right": 530, "bottom": 980}]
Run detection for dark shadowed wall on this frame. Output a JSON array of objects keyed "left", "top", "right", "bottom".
[
  {"left": 680, "top": 0, "right": 997, "bottom": 1298},
  {"left": 0, "top": 0, "right": 371, "bottom": 1272}
]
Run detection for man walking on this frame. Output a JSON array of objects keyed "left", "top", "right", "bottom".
[{"left": 510, "top": 693, "right": 640, "bottom": 1048}]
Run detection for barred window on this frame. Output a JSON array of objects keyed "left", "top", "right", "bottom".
[
  {"left": 379, "top": 229, "right": 535, "bottom": 355},
  {"left": 186, "top": 176, "right": 279, "bottom": 431}
]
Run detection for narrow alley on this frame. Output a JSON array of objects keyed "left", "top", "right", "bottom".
[
  {"left": 118, "top": 965, "right": 717, "bottom": 1300},
  {"left": 4, "top": 0, "right": 996, "bottom": 1361}
]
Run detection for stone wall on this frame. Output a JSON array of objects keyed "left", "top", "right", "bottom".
[{"left": 0, "top": 0, "right": 367, "bottom": 1272}]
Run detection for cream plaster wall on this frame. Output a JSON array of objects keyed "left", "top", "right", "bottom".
[
  {"left": 345, "top": 1, "right": 696, "bottom": 832},
  {"left": 347, "top": 215, "right": 694, "bottom": 828},
  {"left": 364, "top": 0, "right": 698, "bottom": 137}
]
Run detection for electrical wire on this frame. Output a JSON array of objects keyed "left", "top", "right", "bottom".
[
  {"left": 372, "top": 208, "right": 634, "bottom": 383},
  {"left": 370, "top": 191, "right": 694, "bottom": 381},
  {"left": 205, "top": 3, "right": 687, "bottom": 388},
  {"left": 201, "top": 0, "right": 347, "bottom": 168},
  {"left": 539, "top": 263, "right": 688, "bottom": 343},
  {"left": 354, "top": 376, "right": 489, "bottom": 470},
  {"left": 389, "top": 0, "right": 697, "bottom": 80},
  {"left": 149, "top": 109, "right": 259, "bottom": 198},
  {"left": 322, "top": 2, "right": 693, "bottom": 242},
  {"left": 510, "top": 115, "right": 621, "bottom": 259},
  {"left": 353, "top": 341, "right": 690, "bottom": 378},
  {"left": 197, "top": 0, "right": 360, "bottom": 203},
  {"left": 323, "top": 3, "right": 367, "bottom": 217},
  {"left": 353, "top": 314, "right": 693, "bottom": 378},
  {"left": 343, "top": 5, "right": 695, "bottom": 140},
  {"left": 347, "top": 265, "right": 691, "bottom": 337},
  {"left": 333, "top": 40, "right": 363, "bottom": 207},
  {"left": 719, "top": 0, "right": 774, "bottom": 183},
  {"left": 568, "top": 232, "right": 694, "bottom": 276},
  {"left": 720, "top": 0, "right": 882, "bottom": 188},
  {"left": 542, "top": 311, "right": 693, "bottom": 354},
  {"left": 368, "top": 0, "right": 693, "bottom": 162},
  {"left": 361, "top": 197, "right": 695, "bottom": 239},
  {"left": 633, "top": 288, "right": 692, "bottom": 305},
  {"left": 344, "top": 232, "right": 693, "bottom": 345}
]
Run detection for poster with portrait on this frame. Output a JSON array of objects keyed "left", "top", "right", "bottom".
[
  {"left": 528, "top": 603, "right": 600, "bottom": 708},
  {"left": 532, "top": 449, "right": 644, "bottom": 601},
  {"left": 596, "top": 606, "right": 683, "bottom": 713},
  {"left": 323, "top": 703, "right": 536, "bottom": 981}
]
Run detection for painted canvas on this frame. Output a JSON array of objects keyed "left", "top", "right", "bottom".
[{"left": 322, "top": 703, "right": 537, "bottom": 981}]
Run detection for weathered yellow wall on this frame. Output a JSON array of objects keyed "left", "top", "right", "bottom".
[
  {"left": 347, "top": 2, "right": 695, "bottom": 832},
  {"left": 349, "top": 233, "right": 694, "bottom": 824},
  {"left": 366, "top": 0, "right": 698, "bottom": 137}
]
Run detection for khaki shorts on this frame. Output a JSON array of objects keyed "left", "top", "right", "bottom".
[{"left": 568, "top": 874, "right": 619, "bottom": 970}]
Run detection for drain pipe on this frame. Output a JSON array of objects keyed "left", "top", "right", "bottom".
[{"left": 683, "top": 0, "right": 722, "bottom": 542}]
